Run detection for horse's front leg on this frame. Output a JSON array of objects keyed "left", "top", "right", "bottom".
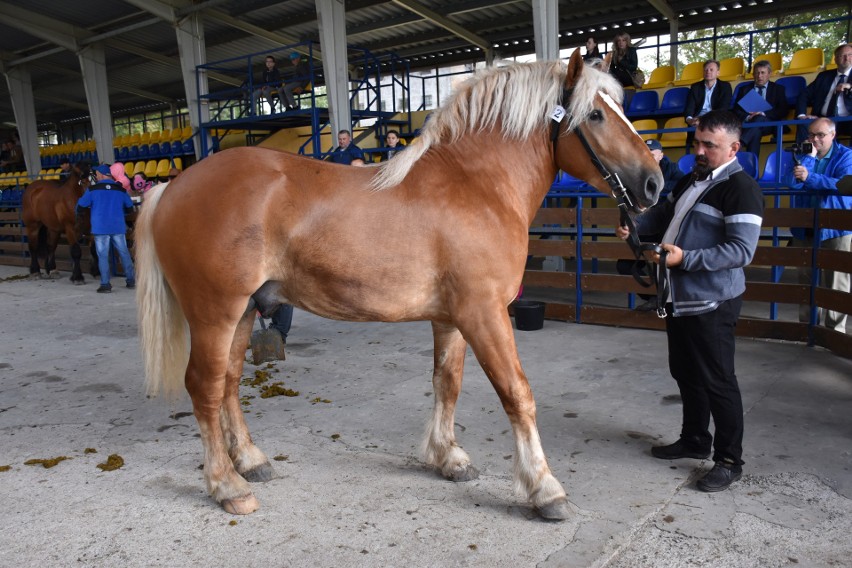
[
  {"left": 458, "top": 305, "right": 571, "bottom": 521},
  {"left": 423, "top": 322, "right": 479, "bottom": 481},
  {"left": 220, "top": 309, "right": 276, "bottom": 482},
  {"left": 185, "top": 321, "right": 259, "bottom": 515}
]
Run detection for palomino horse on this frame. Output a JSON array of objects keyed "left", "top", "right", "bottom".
[
  {"left": 136, "top": 50, "right": 663, "bottom": 520},
  {"left": 21, "top": 162, "right": 94, "bottom": 282}
]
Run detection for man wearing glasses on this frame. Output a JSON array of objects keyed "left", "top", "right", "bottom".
[
  {"left": 796, "top": 43, "right": 852, "bottom": 142},
  {"left": 787, "top": 117, "right": 852, "bottom": 333}
]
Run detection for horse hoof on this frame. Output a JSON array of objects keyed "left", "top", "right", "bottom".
[
  {"left": 242, "top": 462, "right": 276, "bottom": 483},
  {"left": 222, "top": 494, "right": 259, "bottom": 515},
  {"left": 537, "top": 497, "right": 572, "bottom": 521},
  {"left": 446, "top": 463, "right": 479, "bottom": 482},
  {"left": 72, "top": 280, "right": 85, "bottom": 286},
  {"left": 28, "top": 273, "right": 41, "bottom": 281}
]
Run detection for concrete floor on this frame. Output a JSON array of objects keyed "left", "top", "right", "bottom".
[{"left": 1, "top": 265, "right": 850, "bottom": 567}]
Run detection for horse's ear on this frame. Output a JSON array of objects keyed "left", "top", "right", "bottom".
[
  {"left": 565, "top": 49, "right": 584, "bottom": 88},
  {"left": 601, "top": 53, "right": 612, "bottom": 73}
]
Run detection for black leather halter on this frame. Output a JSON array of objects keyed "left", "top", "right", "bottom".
[{"left": 551, "top": 87, "right": 669, "bottom": 318}]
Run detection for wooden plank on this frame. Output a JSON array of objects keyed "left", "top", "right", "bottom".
[
  {"left": 543, "top": 302, "right": 575, "bottom": 321},
  {"left": 815, "top": 287, "right": 852, "bottom": 314},
  {"left": 816, "top": 248, "right": 852, "bottom": 272},
  {"left": 813, "top": 326, "right": 852, "bottom": 360},
  {"left": 522, "top": 270, "right": 575, "bottom": 289},
  {"left": 764, "top": 207, "right": 812, "bottom": 227},
  {"left": 581, "top": 273, "right": 646, "bottom": 293},
  {"left": 578, "top": 305, "right": 666, "bottom": 330},
  {"left": 736, "top": 319, "right": 807, "bottom": 341},
  {"left": 581, "top": 208, "right": 620, "bottom": 225},
  {"left": 744, "top": 282, "right": 808, "bottom": 303},
  {"left": 531, "top": 208, "right": 576, "bottom": 226},
  {"left": 751, "top": 245, "right": 810, "bottom": 267},
  {"left": 527, "top": 239, "right": 576, "bottom": 257},
  {"left": 581, "top": 241, "right": 634, "bottom": 259},
  {"left": 820, "top": 209, "right": 852, "bottom": 231}
]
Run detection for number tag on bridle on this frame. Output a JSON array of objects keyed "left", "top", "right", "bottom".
[{"left": 550, "top": 105, "right": 566, "bottom": 123}]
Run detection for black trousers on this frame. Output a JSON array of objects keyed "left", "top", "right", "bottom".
[{"left": 665, "top": 296, "right": 744, "bottom": 465}]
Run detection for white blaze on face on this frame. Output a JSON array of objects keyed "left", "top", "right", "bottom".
[{"left": 599, "top": 91, "right": 643, "bottom": 140}]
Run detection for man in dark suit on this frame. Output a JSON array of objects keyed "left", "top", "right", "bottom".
[
  {"left": 684, "top": 60, "right": 733, "bottom": 150},
  {"left": 796, "top": 43, "right": 852, "bottom": 141},
  {"left": 734, "top": 59, "right": 788, "bottom": 155}
]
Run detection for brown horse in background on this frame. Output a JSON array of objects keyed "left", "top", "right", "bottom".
[
  {"left": 136, "top": 50, "right": 663, "bottom": 520},
  {"left": 21, "top": 162, "right": 95, "bottom": 282}
]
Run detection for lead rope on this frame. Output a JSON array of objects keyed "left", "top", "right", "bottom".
[{"left": 551, "top": 91, "right": 668, "bottom": 318}]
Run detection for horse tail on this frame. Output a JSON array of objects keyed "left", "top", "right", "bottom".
[{"left": 135, "top": 182, "right": 189, "bottom": 399}]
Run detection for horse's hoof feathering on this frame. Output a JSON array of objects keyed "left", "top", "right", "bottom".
[{"left": 446, "top": 463, "right": 480, "bottom": 482}]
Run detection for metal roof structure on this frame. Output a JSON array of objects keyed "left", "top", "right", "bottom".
[{"left": 0, "top": 0, "right": 846, "bottom": 130}]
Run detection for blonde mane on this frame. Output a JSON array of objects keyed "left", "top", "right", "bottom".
[{"left": 371, "top": 60, "right": 624, "bottom": 191}]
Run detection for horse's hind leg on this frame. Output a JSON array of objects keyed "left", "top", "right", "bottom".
[
  {"left": 220, "top": 309, "right": 276, "bottom": 482},
  {"left": 459, "top": 306, "right": 571, "bottom": 521},
  {"left": 44, "top": 230, "right": 62, "bottom": 279},
  {"left": 185, "top": 322, "right": 258, "bottom": 515},
  {"left": 25, "top": 225, "right": 42, "bottom": 278},
  {"left": 423, "top": 322, "right": 479, "bottom": 482}
]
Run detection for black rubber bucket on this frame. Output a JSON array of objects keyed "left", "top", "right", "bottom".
[{"left": 513, "top": 300, "right": 545, "bottom": 331}]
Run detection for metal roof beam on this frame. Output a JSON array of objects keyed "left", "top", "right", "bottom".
[
  {"left": 390, "top": 0, "right": 493, "bottom": 55},
  {"left": 646, "top": 0, "right": 676, "bottom": 21},
  {"left": 0, "top": 1, "right": 89, "bottom": 52}
]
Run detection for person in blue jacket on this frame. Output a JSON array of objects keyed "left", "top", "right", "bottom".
[
  {"left": 327, "top": 130, "right": 364, "bottom": 165},
  {"left": 617, "top": 110, "right": 764, "bottom": 493},
  {"left": 76, "top": 164, "right": 136, "bottom": 293},
  {"left": 785, "top": 117, "right": 852, "bottom": 333}
]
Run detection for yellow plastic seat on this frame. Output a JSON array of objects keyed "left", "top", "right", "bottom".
[
  {"left": 144, "top": 160, "right": 158, "bottom": 179},
  {"left": 672, "top": 62, "right": 705, "bottom": 86},
  {"left": 631, "top": 119, "right": 659, "bottom": 141},
  {"left": 155, "top": 159, "right": 171, "bottom": 178},
  {"left": 181, "top": 126, "right": 192, "bottom": 141},
  {"left": 786, "top": 48, "right": 825, "bottom": 75},
  {"left": 139, "top": 132, "right": 151, "bottom": 145},
  {"left": 826, "top": 62, "right": 838, "bottom": 72},
  {"left": 718, "top": 57, "right": 745, "bottom": 82},
  {"left": 746, "top": 53, "right": 783, "bottom": 78},
  {"left": 643, "top": 66, "right": 675, "bottom": 89},
  {"left": 659, "top": 117, "right": 689, "bottom": 148},
  {"left": 124, "top": 162, "right": 135, "bottom": 177},
  {"left": 133, "top": 161, "right": 146, "bottom": 175},
  {"left": 170, "top": 157, "right": 183, "bottom": 172}
]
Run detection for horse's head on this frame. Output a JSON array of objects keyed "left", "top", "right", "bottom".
[
  {"left": 553, "top": 50, "right": 663, "bottom": 212},
  {"left": 72, "top": 161, "right": 93, "bottom": 188}
]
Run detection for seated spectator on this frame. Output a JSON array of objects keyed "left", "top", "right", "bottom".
[
  {"left": 327, "top": 130, "right": 364, "bottom": 165},
  {"left": 0, "top": 139, "right": 23, "bottom": 173},
  {"left": 609, "top": 32, "right": 638, "bottom": 89},
  {"left": 582, "top": 36, "right": 602, "bottom": 64},
  {"left": 796, "top": 43, "right": 852, "bottom": 142},
  {"left": 645, "top": 139, "right": 683, "bottom": 192},
  {"left": 382, "top": 130, "right": 405, "bottom": 161},
  {"left": 783, "top": 117, "right": 852, "bottom": 333},
  {"left": 58, "top": 158, "right": 73, "bottom": 181},
  {"left": 281, "top": 52, "right": 310, "bottom": 111},
  {"left": 258, "top": 55, "right": 282, "bottom": 113},
  {"left": 684, "top": 60, "right": 733, "bottom": 150},
  {"left": 733, "top": 59, "right": 789, "bottom": 156}
]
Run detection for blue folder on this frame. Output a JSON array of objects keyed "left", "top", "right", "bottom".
[{"left": 737, "top": 88, "right": 773, "bottom": 114}]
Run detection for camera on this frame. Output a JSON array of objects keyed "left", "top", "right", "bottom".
[{"left": 786, "top": 142, "right": 813, "bottom": 165}]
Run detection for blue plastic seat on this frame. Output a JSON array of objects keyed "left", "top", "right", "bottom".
[
  {"left": 736, "top": 151, "right": 758, "bottom": 178},
  {"left": 655, "top": 87, "right": 689, "bottom": 116},
  {"left": 759, "top": 150, "right": 795, "bottom": 185},
  {"left": 146, "top": 143, "right": 160, "bottom": 158},
  {"left": 160, "top": 141, "right": 171, "bottom": 156},
  {"left": 730, "top": 82, "right": 748, "bottom": 110},
  {"left": 775, "top": 76, "right": 807, "bottom": 107},
  {"left": 626, "top": 90, "right": 659, "bottom": 118},
  {"left": 118, "top": 146, "right": 129, "bottom": 161},
  {"left": 677, "top": 153, "right": 696, "bottom": 175},
  {"left": 138, "top": 144, "right": 149, "bottom": 159},
  {"left": 128, "top": 145, "right": 139, "bottom": 160},
  {"left": 171, "top": 141, "right": 183, "bottom": 155},
  {"left": 181, "top": 139, "right": 194, "bottom": 155}
]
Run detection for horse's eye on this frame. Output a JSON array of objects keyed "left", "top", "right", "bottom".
[{"left": 590, "top": 110, "right": 604, "bottom": 121}]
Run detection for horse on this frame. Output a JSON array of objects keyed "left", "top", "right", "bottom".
[
  {"left": 21, "top": 162, "right": 95, "bottom": 282},
  {"left": 136, "top": 49, "right": 663, "bottom": 520}
]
